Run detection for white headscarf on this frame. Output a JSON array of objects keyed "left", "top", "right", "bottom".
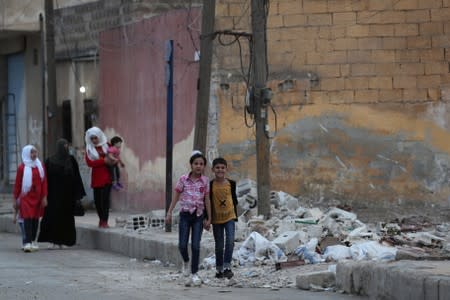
[
  {"left": 21, "top": 145, "right": 45, "bottom": 194},
  {"left": 191, "top": 150, "right": 202, "bottom": 157},
  {"left": 85, "top": 126, "right": 108, "bottom": 161}
]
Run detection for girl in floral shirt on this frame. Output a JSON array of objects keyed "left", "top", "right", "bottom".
[{"left": 165, "top": 150, "right": 211, "bottom": 287}]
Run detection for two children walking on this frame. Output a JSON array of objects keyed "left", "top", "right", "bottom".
[{"left": 165, "top": 152, "right": 237, "bottom": 286}]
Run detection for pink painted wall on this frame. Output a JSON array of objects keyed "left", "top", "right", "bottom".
[{"left": 99, "top": 9, "right": 200, "bottom": 211}]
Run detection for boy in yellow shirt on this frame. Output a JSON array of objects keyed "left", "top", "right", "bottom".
[{"left": 209, "top": 157, "right": 238, "bottom": 279}]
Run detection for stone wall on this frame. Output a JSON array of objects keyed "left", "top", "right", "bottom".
[
  {"left": 211, "top": 0, "right": 450, "bottom": 222},
  {"left": 54, "top": 0, "right": 202, "bottom": 59}
]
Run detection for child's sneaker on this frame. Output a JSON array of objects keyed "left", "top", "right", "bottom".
[
  {"left": 116, "top": 182, "right": 124, "bottom": 189},
  {"left": 31, "top": 242, "right": 39, "bottom": 252},
  {"left": 23, "top": 243, "right": 32, "bottom": 253},
  {"left": 223, "top": 268, "right": 234, "bottom": 279},
  {"left": 191, "top": 274, "right": 202, "bottom": 286},
  {"left": 112, "top": 183, "right": 121, "bottom": 191}
]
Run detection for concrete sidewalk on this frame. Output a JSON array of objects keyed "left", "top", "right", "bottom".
[
  {"left": 0, "top": 209, "right": 210, "bottom": 266},
  {"left": 0, "top": 207, "right": 449, "bottom": 299}
]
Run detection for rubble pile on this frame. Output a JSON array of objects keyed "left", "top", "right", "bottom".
[{"left": 118, "top": 179, "right": 450, "bottom": 290}]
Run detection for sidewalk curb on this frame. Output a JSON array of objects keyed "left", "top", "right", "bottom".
[
  {"left": 0, "top": 214, "right": 210, "bottom": 266},
  {"left": 336, "top": 260, "right": 450, "bottom": 300}
]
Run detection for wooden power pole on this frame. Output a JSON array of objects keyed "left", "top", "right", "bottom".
[
  {"left": 45, "top": 0, "right": 58, "bottom": 154},
  {"left": 251, "top": 0, "right": 271, "bottom": 219},
  {"left": 193, "top": 0, "right": 216, "bottom": 154}
]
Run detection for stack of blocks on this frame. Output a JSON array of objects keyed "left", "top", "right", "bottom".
[{"left": 125, "top": 214, "right": 149, "bottom": 231}]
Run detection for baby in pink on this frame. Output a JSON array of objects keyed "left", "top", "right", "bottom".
[{"left": 106, "top": 136, "right": 125, "bottom": 190}]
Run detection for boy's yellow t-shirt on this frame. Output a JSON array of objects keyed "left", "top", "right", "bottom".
[{"left": 211, "top": 181, "right": 236, "bottom": 224}]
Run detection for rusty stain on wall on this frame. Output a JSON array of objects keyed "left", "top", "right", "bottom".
[{"left": 212, "top": 79, "right": 450, "bottom": 221}]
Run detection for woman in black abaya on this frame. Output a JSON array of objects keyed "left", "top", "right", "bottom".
[{"left": 38, "top": 139, "right": 86, "bottom": 248}]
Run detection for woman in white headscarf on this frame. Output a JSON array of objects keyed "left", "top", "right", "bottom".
[
  {"left": 13, "top": 145, "right": 47, "bottom": 252},
  {"left": 84, "top": 127, "right": 112, "bottom": 228}
]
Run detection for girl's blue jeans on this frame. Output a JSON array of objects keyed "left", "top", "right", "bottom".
[
  {"left": 178, "top": 211, "right": 204, "bottom": 274},
  {"left": 212, "top": 220, "right": 235, "bottom": 271}
]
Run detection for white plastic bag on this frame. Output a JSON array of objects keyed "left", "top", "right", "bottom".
[
  {"left": 323, "top": 245, "right": 352, "bottom": 261},
  {"left": 350, "top": 241, "right": 397, "bottom": 261},
  {"left": 237, "top": 231, "right": 287, "bottom": 265}
]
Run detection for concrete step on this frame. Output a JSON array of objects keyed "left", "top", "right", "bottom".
[
  {"left": 0, "top": 212, "right": 210, "bottom": 268},
  {"left": 336, "top": 260, "right": 450, "bottom": 300}
]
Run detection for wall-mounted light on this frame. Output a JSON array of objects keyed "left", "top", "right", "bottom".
[{"left": 79, "top": 86, "right": 86, "bottom": 94}]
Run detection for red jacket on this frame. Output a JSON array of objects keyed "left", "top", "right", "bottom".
[
  {"left": 85, "top": 146, "right": 112, "bottom": 188},
  {"left": 13, "top": 163, "right": 47, "bottom": 218}
]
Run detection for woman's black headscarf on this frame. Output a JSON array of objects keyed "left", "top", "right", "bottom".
[{"left": 49, "top": 138, "right": 73, "bottom": 175}]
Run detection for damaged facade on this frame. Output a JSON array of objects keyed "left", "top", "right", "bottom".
[
  {"left": 0, "top": 0, "right": 449, "bottom": 222},
  {"left": 211, "top": 0, "right": 450, "bottom": 222}
]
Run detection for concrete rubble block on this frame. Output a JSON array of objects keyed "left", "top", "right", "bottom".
[
  {"left": 149, "top": 209, "right": 166, "bottom": 228},
  {"left": 444, "top": 243, "right": 450, "bottom": 254},
  {"left": 272, "top": 231, "right": 300, "bottom": 255},
  {"left": 295, "top": 206, "right": 307, "bottom": 217},
  {"left": 276, "top": 219, "right": 298, "bottom": 234},
  {"left": 271, "top": 191, "right": 299, "bottom": 210},
  {"left": 305, "top": 207, "right": 324, "bottom": 221},
  {"left": 306, "top": 224, "right": 324, "bottom": 239},
  {"left": 415, "top": 232, "right": 445, "bottom": 248},
  {"left": 321, "top": 207, "right": 357, "bottom": 222},
  {"left": 296, "top": 271, "right": 335, "bottom": 290},
  {"left": 236, "top": 179, "right": 256, "bottom": 197},
  {"left": 245, "top": 193, "right": 258, "bottom": 209},
  {"left": 269, "top": 191, "right": 280, "bottom": 208},
  {"left": 395, "top": 247, "right": 427, "bottom": 260},
  {"left": 125, "top": 214, "right": 149, "bottom": 231},
  {"left": 282, "top": 191, "right": 300, "bottom": 211},
  {"left": 115, "top": 216, "right": 126, "bottom": 228}
]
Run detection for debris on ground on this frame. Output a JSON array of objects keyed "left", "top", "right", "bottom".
[{"left": 115, "top": 178, "right": 450, "bottom": 291}]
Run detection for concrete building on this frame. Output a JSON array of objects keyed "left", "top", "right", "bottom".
[
  {"left": 0, "top": 0, "right": 45, "bottom": 190},
  {"left": 1, "top": 0, "right": 449, "bottom": 222},
  {"left": 212, "top": 0, "right": 450, "bottom": 221}
]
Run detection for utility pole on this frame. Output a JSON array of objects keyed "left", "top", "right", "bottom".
[
  {"left": 45, "top": 0, "right": 58, "bottom": 154},
  {"left": 251, "top": 0, "right": 271, "bottom": 219},
  {"left": 165, "top": 40, "right": 174, "bottom": 232},
  {"left": 193, "top": 0, "right": 215, "bottom": 154}
]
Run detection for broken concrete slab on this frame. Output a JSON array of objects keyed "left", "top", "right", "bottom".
[{"left": 296, "top": 270, "right": 335, "bottom": 290}]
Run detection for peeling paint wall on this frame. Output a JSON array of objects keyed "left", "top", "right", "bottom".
[
  {"left": 99, "top": 8, "right": 201, "bottom": 211},
  {"left": 212, "top": 0, "right": 450, "bottom": 221}
]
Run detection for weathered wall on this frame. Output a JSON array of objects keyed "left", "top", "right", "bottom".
[
  {"left": 54, "top": 0, "right": 201, "bottom": 59},
  {"left": 99, "top": 8, "right": 201, "bottom": 211},
  {"left": 212, "top": 0, "right": 450, "bottom": 221}
]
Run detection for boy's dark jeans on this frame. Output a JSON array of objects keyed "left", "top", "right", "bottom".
[
  {"left": 212, "top": 220, "right": 235, "bottom": 271},
  {"left": 178, "top": 211, "right": 204, "bottom": 274}
]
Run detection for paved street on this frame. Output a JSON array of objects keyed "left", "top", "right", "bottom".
[{"left": 0, "top": 233, "right": 367, "bottom": 300}]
